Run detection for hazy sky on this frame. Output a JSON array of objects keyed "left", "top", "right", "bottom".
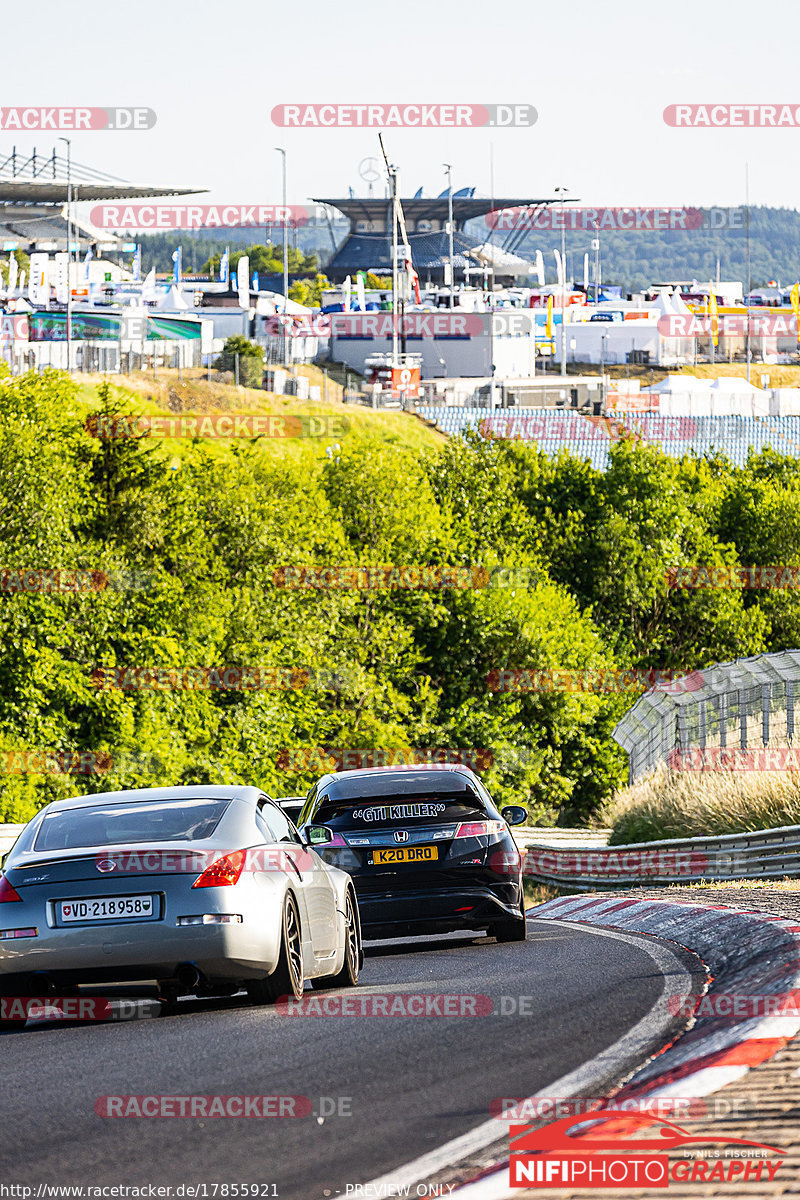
[{"left": 4, "top": 0, "right": 800, "bottom": 213}]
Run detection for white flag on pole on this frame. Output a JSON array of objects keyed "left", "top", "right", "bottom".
[
  {"left": 54, "top": 252, "right": 69, "bottom": 304},
  {"left": 28, "top": 253, "right": 50, "bottom": 305},
  {"left": 236, "top": 255, "right": 250, "bottom": 309},
  {"left": 553, "top": 249, "right": 564, "bottom": 289}
]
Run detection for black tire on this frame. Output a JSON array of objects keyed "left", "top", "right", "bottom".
[
  {"left": 312, "top": 889, "right": 361, "bottom": 991},
  {"left": 248, "top": 892, "right": 304, "bottom": 1005},
  {"left": 491, "top": 898, "right": 528, "bottom": 943}
]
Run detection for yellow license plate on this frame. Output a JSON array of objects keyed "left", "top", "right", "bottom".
[{"left": 372, "top": 846, "right": 439, "bottom": 865}]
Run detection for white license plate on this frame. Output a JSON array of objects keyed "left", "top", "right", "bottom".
[{"left": 59, "top": 895, "right": 155, "bottom": 923}]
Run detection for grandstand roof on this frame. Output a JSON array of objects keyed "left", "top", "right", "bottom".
[
  {"left": 0, "top": 148, "right": 203, "bottom": 204},
  {"left": 313, "top": 197, "right": 558, "bottom": 229}
]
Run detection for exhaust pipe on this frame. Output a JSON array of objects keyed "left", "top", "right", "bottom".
[
  {"left": 175, "top": 963, "right": 201, "bottom": 993},
  {"left": 28, "top": 972, "right": 57, "bottom": 996}
]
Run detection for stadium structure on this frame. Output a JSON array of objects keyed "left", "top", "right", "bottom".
[
  {"left": 312, "top": 190, "right": 562, "bottom": 285},
  {"left": 0, "top": 146, "right": 202, "bottom": 254}
]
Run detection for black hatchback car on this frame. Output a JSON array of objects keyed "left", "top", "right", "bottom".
[{"left": 296, "top": 765, "right": 528, "bottom": 941}]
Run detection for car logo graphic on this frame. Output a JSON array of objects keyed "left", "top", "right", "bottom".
[
  {"left": 394, "top": 830, "right": 409, "bottom": 843},
  {"left": 96, "top": 859, "right": 117, "bottom": 872}
]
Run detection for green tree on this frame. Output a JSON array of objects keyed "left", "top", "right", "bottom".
[{"left": 214, "top": 336, "right": 264, "bottom": 387}]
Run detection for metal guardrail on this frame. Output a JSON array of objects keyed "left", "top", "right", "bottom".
[
  {"left": 513, "top": 827, "right": 611, "bottom": 849},
  {"left": 521, "top": 823, "right": 800, "bottom": 888}
]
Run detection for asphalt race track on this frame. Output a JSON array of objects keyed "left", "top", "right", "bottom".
[{"left": 0, "top": 917, "right": 702, "bottom": 1198}]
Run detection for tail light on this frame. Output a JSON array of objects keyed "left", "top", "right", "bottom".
[
  {"left": 488, "top": 848, "right": 523, "bottom": 876},
  {"left": 317, "top": 834, "right": 360, "bottom": 871},
  {"left": 0, "top": 877, "right": 22, "bottom": 903},
  {"left": 454, "top": 820, "right": 505, "bottom": 839},
  {"left": 192, "top": 850, "right": 246, "bottom": 889}
]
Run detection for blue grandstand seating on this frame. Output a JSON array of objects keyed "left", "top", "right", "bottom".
[{"left": 416, "top": 407, "right": 800, "bottom": 468}]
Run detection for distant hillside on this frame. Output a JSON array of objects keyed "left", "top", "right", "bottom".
[
  {"left": 464, "top": 206, "right": 800, "bottom": 292},
  {"left": 137, "top": 207, "right": 800, "bottom": 292}
]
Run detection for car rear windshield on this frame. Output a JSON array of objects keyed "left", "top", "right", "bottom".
[
  {"left": 34, "top": 797, "right": 231, "bottom": 852},
  {"left": 313, "top": 791, "right": 487, "bottom": 829}
]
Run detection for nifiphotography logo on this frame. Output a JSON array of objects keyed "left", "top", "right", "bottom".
[{"left": 509, "top": 1110, "right": 784, "bottom": 1188}]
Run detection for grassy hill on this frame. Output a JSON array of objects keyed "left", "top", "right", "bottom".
[{"left": 75, "top": 366, "right": 445, "bottom": 467}]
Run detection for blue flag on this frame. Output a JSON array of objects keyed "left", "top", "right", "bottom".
[
  {"left": 219, "top": 247, "right": 229, "bottom": 285},
  {"left": 252, "top": 271, "right": 259, "bottom": 293},
  {"left": 172, "top": 246, "right": 182, "bottom": 284},
  {"left": 132, "top": 244, "right": 141, "bottom": 282}
]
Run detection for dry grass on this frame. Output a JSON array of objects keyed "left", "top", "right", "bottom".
[
  {"left": 71, "top": 368, "right": 445, "bottom": 465},
  {"left": 590, "top": 363, "right": 800, "bottom": 388},
  {"left": 602, "top": 762, "right": 800, "bottom": 843}
]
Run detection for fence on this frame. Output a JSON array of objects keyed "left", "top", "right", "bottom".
[{"left": 613, "top": 650, "right": 800, "bottom": 783}]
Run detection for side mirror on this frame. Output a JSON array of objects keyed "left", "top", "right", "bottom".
[
  {"left": 0, "top": 852, "right": 7, "bottom": 872},
  {"left": 501, "top": 805, "right": 528, "bottom": 827},
  {"left": 306, "top": 825, "right": 333, "bottom": 846}
]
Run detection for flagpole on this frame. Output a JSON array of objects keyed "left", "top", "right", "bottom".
[
  {"left": 275, "top": 147, "right": 288, "bottom": 368},
  {"left": 444, "top": 162, "right": 454, "bottom": 308},
  {"left": 58, "top": 137, "right": 72, "bottom": 375},
  {"left": 745, "top": 163, "right": 751, "bottom": 384},
  {"left": 555, "top": 185, "right": 568, "bottom": 377}
]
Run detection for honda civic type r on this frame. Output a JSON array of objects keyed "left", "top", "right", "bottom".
[
  {"left": 296, "top": 766, "right": 528, "bottom": 941},
  {"left": 0, "top": 784, "right": 362, "bottom": 1025}
]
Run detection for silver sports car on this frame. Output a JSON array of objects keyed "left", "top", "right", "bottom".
[{"left": 0, "top": 784, "right": 362, "bottom": 1025}]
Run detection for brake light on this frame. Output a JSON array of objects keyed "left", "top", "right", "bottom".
[
  {"left": 0, "top": 877, "right": 22, "bottom": 903},
  {"left": 454, "top": 821, "right": 505, "bottom": 838},
  {"left": 327, "top": 833, "right": 348, "bottom": 847},
  {"left": 192, "top": 851, "right": 246, "bottom": 889},
  {"left": 488, "top": 848, "right": 523, "bottom": 875}
]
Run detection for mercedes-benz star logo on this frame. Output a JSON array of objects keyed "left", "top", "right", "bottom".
[{"left": 358, "top": 156, "right": 381, "bottom": 184}]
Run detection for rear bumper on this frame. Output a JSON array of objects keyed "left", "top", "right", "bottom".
[
  {"left": 0, "top": 919, "right": 281, "bottom": 990},
  {"left": 355, "top": 883, "right": 521, "bottom": 938}
]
